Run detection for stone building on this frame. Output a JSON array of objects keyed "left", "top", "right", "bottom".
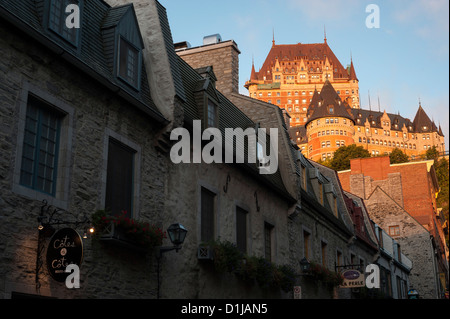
[
  {"left": 0, "top": 0, "right": 303, "bottom": 299},
  {"left": 0, "top": 0, "right": 171, "bottom": 298},
  {"left": 338, "top": 156, "right": 448, "bottom": 298},
  {"left": 293, "top": 81, "right": 445, "bottom": 161},
  {"left": 345, "top": 192, "right": 412, "bottom": 299},
  {"left": 242, "top": 38, "right": 445, "bottom": 161},
  {"left": 244, "top": 37, "right": 360, "bottom": 127},
  {"left": 175, "top": 34, "right": 390, "bottom": 299}
]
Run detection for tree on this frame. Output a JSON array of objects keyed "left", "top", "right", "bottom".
[
  {"left": 389, "top": 147, "right": 409, "bottom": 164},
  {"left": 425, "top": 145, "right": 440, "bottom": 161},
  {"left": 329, "top": 145, "right": 371, "bottom": 171},
  {"left": 433, "top": 156, "right": 449, "bottom": 247}
]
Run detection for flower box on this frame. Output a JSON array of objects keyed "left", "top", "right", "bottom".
[
  {"left": 92, "top": 210, "right": 166, "bottom": 253},
  {"left": 99, "top": 222, "right": 148, "bottom": 252},
  {"left": 197, "top": 245, "right": 214, "bottom": 260}
]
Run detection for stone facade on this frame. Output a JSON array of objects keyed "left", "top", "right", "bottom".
[
  {"left": 0, "top": 11, "right": 167, "bottom": 298},
  {"left": 363, "top": 187, "right": 439, "bottom": 299},
  {"left": 3, "top": 0, "right": 438, "bottom": 300},
  {"left": 338, "top": 156, "right": 448, "bottom": 299},
  {"left": 0, "top": 0, "right": 299, "bottom": 300},
  {"left": 176, "top": 37, "right": 388, "bottom": 299}
]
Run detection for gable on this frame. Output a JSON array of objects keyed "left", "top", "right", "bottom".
[{"left": 365, "top": 186, "right": 429, "bottom": 234}]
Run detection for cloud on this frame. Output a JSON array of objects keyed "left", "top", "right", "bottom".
[
  {"left": 393, "top": 0, "right": 449, "bottom": 37},
  {"left": 286, "top": 0, "right": 361, "bottom": 21}
]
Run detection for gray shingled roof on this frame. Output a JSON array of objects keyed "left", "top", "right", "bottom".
[
  {"left": 176, "top": 55, "right": 295, "bottom": 203},
  {"left": 0, "top": 0, "right": 166, "bottom": 123}
]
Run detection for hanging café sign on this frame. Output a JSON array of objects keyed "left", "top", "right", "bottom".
[
  {"left": 338, "top": 264, "right": 380, "bottom": 289},
  {"left": 46, "top": 228, "right": 83, "bottom": 288}
]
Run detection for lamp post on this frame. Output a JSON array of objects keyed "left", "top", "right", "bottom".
[
  {"left": 156, "top": 223, "right": 188, "bottom": 299},
  {"left": 299, "top": 257, "right": 311, "bottom": 274},
  {"left": 158, "top": 223, "right": 188, "bottom": 256}
]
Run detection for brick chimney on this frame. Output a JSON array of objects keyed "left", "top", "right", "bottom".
[{"left": 176, "top": 36, "right": 241, "bottom": 97}]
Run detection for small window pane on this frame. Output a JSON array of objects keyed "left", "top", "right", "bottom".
[
  {"left": 20, "top": 96, "right": 61, "bottom": 195},
  {"left": 49, "top": 0, "right": 79, "bottom": 44},
  {"left": 119, "top": 38, "right": 140, "bottom": 88}
]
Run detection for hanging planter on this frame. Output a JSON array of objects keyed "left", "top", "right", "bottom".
[
  {"left": 92, "top": 210, "right": 166, "bottom": 252},
  {"left": 308, "top": 262, "right": 344, "bottom": 288},
  {"left": 200, "top": 239, "right": 296, "bottom": 293}
]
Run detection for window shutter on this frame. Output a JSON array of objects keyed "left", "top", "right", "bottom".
[
  {"left": 105, "top": 139, "right": 135, "bottom": 217},
  {"left": 201, "top": 187, "right": 215, "bottom": 242},
  {"left": 236, "top": 207, "right": 248, "bottom": 253}
]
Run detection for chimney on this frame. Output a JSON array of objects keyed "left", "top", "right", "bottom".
[{"left": 176, "top": 34, "right": 241, "bottom": 97}]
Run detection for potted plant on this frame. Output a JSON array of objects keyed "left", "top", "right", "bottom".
[
  {"left": 309, "top": 262, "right": 343, "bottom": 288},
  {"left": 92, "top": 210, "right": 166, "bottom": 252}
]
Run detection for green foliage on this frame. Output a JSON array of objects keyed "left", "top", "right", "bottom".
[
  {"left": 434, "top": 157, "right": 449, "bottom": 247},
  {"left": 309, "top": 262, "right": 343, "bottom": 288},
  {"left": 205, "top": 239, "right": 296, "bottom": 292},
  {"left": 425, "top": 145, "right": 440, "bottom": 161},
  {"left": 389, "top": 147, "right": 409, "bottom": 164},
  {"left": 328, "top": 144, "right": 371, "bottom": 171}
]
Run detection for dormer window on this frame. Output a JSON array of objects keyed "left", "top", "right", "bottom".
[
  {"left": 207, "top": 99, "right": 218, "bottom": 128},
  {"left": 328, "top": 106, "right": 334, "bottom": 114},
  {"left": 48, "top": 0, "right": 80, "bottom": 45},
  {"left": 118, "top": 37, "right": 141, "bottom": 89}
]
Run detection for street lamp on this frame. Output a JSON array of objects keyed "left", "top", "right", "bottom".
[
  {"left": 158, "top": 223, "right": 188, "bottom": 256},
  {"left": 299, "top": 257, "right": 311, "bottom": 274},
  {"left": 156, "top": 223, "right": 188, "bottom": 299}
]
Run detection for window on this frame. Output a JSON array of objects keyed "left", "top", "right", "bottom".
[
  {"left": 20, "top": 96, "right": 62, "bottom": 196},
  {"left": 201, "top": 187, "right": 216, "bottom": 242},
  {"left": 207, "top": 99, "right": 218, "bottom": 127},
  {"left": 118, "top": 37, "right": 140, "bottom": 89},
  {"left": 236, "top": 207, "right": 248, "bottom": 254},
  {"left": 301, "top": 166, "right": 307, "bottom": 190},
  {"left": 321, "top": 241, "right": 327, "bottom": 266},
  {"left": 264, "top": 222, "right": 274, "bottom": 261},
  {"left": 105, "top": 138, "right": 136, "bottom": 217},
  {"left": 303, "top": 229, "right": 311, "bottom": 259},
  {"left": 378, "top": 227, "right": 384, "bottom": 248},
  {"left": 333, "top": 197, "right": 338, "bottom": 216},
  {"left": 389, "top": 225, "right": 400, "bottom": 237},
  {"left": 319, "top": 182, "right": 324, "bottom": 205},
  {"left": 336, "top": 250, "right": 343, "bottom": 267},
  {"left": 48, "top": 0, "right": 80, "bottom": 45}
]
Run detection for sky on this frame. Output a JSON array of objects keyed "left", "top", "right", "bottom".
[{"left": 159, "top": 0, "right": 449, "bottom": 150}]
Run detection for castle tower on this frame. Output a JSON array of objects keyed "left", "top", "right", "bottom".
[
  {"left": 245, "top": 37, "right": 360, "bottom": 127},
  {"left": 304, "top": 80, "right": 355, "bottom": 161},
  {"left": 301, "top": 81, "right": 445, "bottom": 160}
]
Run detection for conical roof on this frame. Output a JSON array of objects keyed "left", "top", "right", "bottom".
[
  {"left": 305, "top": 80, "right": 354, "bottom": 125},
  {"left": 413, "top": 104, "right": 438, "bottom": 133}
]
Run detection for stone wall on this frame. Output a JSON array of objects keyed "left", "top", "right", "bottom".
[
  {"left": 364, "top": 187, "right": 439, "bottom": 299},
  {"left": 0, "top": 19, "right": 167, "bottom": 299},
  {"left": 162, "top": 158, "right": 293, "bottom": 298}
]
